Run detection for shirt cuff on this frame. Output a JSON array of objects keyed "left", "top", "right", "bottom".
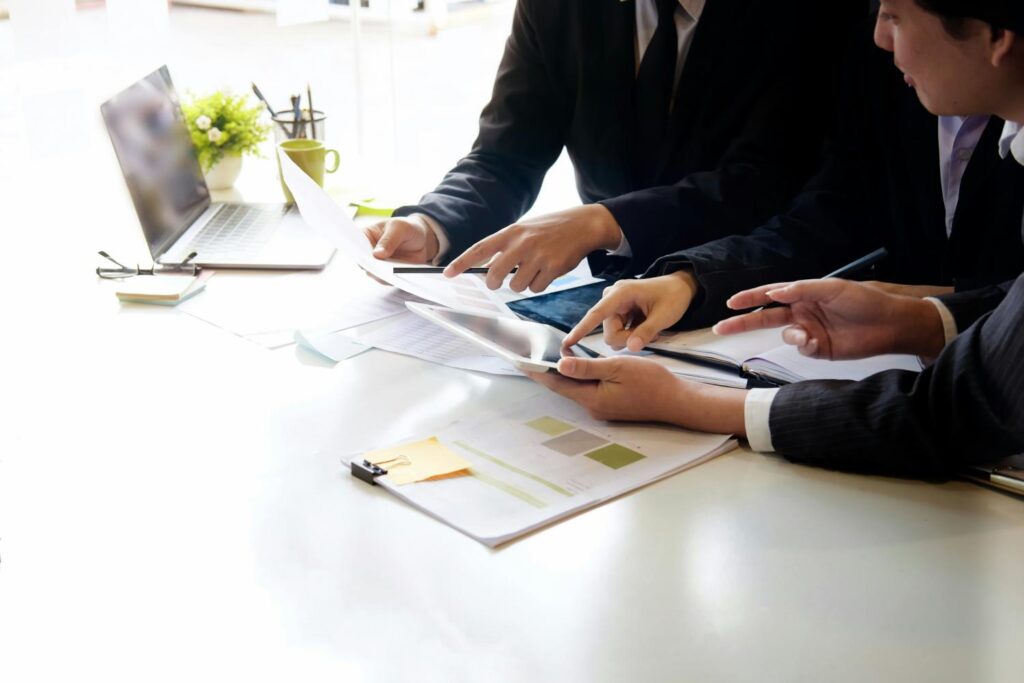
[
  {"left": 925, "top": 297, "right": 958, "bottom": 346},
  {"left": 607, "top": 230, "right": 632, "bottom": 258},
  {"left": 411, "top": 213, "right": 450, "bottom": 266},
  {"left": 744, "top": 388, "right": 780, "bottom": 453}
]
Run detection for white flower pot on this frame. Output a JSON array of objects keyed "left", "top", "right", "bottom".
[{"left": 204, "top": 153, "right": 243, "bottom": 190}]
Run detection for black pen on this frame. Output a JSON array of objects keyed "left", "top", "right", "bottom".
[
  {"left": 757, "top": 247, "right": 889, "bottom": 311},
  {"left": 291, "top": 94, "right": 302, "bottom": 139},
  {"left": 307, "top": 83, "right": 316, "bottom": 139},
  {"left": 252, "top": 83, "right": 291, "bottom": 137},
  {"left": 392, "top": 266, "right": 519, "bottom": 275}
]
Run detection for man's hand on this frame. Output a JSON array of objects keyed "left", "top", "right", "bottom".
[
  {"left": 561, "top": 271, "right": 699, "bottom": 352},
  {"left": 714, "top": 279, "right": 947, "bottom": 359},
  {"left": 526, "top": 356, "right": 747, "bottom": 434},
  {"left": 443, "top": 204, "right": 623, "bottom": 292},
  {"left": 861, "top": 281, "right": 954, "bottom": 298},
  {"left": 363, "top": 215, "right": 440, "bottom": 264}
]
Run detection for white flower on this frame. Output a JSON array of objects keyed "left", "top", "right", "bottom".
[
  {"left": 195, "top": 115, "right": 212, "bottom": 131},
  {"left": 207, "top": 127, "right": 224, "bottom": 144}
]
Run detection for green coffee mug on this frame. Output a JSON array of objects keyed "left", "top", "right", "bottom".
[{"left": 278, "top": 139, "right": 340, "bottom": 204}]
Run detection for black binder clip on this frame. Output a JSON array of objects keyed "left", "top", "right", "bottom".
[{"left": 351, "top": 459, "right": 388, "bottom": 485}]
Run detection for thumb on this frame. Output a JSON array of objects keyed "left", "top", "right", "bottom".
[
  {"left": 625, "top": 319, "right": 663, "bottom": 352},
  {"left": 373, "top": 231, "right": 397, "bottom": 258},
  {"left": 557, "top": 357, "right": 616, "bottom": 381}
]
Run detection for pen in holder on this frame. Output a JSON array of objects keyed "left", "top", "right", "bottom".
[{"left": 272, "top": 109, "right": 327, "bottom": 144}]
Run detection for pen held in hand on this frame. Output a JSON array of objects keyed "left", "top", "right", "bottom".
[
  {"left": 749, "top": 247, "right": 889, "bottom": 312},
  {"left": 392, "top": 266, "right": 519, "bottom": 275}
]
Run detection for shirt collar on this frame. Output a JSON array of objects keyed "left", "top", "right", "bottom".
[
  {"left": 999, "top": 120, "right": 1024, "bottom": 166},
  {"left": 680, "top": 0, "right": 705, "bottom": 21}
]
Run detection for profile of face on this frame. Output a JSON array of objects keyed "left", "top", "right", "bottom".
[{"left": 874, "top": 0, "right": 1007, "bottom": 117}]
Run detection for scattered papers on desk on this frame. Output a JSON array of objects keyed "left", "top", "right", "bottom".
[
  {"left": 334, "top": 310, "right": 522, "bottom": 376},
  {"left": 179, "top": 264, "right": 411, "bottom": 349},
  {"left": 279, "top": 148, "right": 513, "bottom": 318},
  {"left": 114, "top": 270, "right": 214, "bottom": 306},
  {"left": 364, "top": 437, "right": 471, "bottom": 485},
  {"left": 351, "top": 392, "right": 736, "bottom": 547},
  {"left": 294, "top": 329, "right": 371, "bottom": 362}
]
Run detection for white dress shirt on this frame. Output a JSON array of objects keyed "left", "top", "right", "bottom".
[
  {"left": 938, "top": 115, "right": 990, "bottom": 236},
  {"left": 421, "top": 0, "right": 706, "bottom": 263},
  {"left": 745, "top": 118, "right": 1024, "bottom": 454}
]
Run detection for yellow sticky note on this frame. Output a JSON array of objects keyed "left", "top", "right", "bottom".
[{"left": 364, "top": 437, "right": 470, "bottom": 486}]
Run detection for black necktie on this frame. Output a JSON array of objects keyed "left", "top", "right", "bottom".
[{"left": 633, "top": 0, "right": 678, "bottom": 187}]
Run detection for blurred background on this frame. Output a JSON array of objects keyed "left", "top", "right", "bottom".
[{"left": 0, "top": 0, "right": 577, "bottom": 267}]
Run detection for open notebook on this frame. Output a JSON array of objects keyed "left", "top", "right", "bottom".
[{"left": 644, "top": 327, "right": 923, "bottom": 386}]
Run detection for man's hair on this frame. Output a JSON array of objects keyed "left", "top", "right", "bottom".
[{"left": 912, "top": 0, "right": 997, "bottom": 40}]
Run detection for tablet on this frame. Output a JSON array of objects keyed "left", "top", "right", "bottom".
[{"left": 407, "top": 302, "right": 588, "bottom": 373}]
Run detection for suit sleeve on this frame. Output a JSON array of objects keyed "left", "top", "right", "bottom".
[
  {"left": 641, "top": 23, "right": 881, "bottom": 330},
  {"left": 392, "top": 0, "right": 570, "bottom": 261},
  {"left": 599, "top": 1, "right": 864, "bottom": 276},
  {"left": 767, "top": 275, "right": 1024, "bottom": 478},
  {"left": 936, "top": 280, "right": 1016, "bottom": 332}
]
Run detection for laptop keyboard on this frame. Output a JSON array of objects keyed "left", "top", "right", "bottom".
[{"left": 187, "top": 204, "right": 286, "bottom": 259}]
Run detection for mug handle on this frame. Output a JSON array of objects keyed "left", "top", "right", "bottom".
[{"left": 325, "top": 149, "right": 340, "bottom": 174}]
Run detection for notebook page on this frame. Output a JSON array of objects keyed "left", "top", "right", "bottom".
[
  {"left": 745, "top": 344, "right": 923, "bottom": 384},
  {"left": 648, "top": 326, "right": 783, "bottom": 367}
]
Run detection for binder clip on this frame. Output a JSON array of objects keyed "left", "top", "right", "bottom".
[{"left": 351, "top": 459, "right": 388, "bottom": 485}]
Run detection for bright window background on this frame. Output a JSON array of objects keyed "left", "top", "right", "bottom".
[{"left": 0, "top": 0, "right": 577, "bottom": 259}]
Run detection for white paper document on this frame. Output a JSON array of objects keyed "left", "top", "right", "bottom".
[
  {"left": 279, "top": 149, "right": 513, "bottom": 318},
  {"left": 351, "top": 392, "right": 737, "bottom": 547},
  {"left": 294, "top": 329, "right": 371, "bottom": 362},
  {"left": 179, "top": 264, "right": 411, "bottom": 349},
  {"left": 338, "top": 310, "right": 523, "bottom": 376}
]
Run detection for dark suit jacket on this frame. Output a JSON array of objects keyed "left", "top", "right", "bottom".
[
  {"left": 649, "top": 21, "right": 1024, "bottom": 328},
  {"left": 769, "top": 268, "right": 1024, "bottom": 478},
  {"left": 393, "top": 0, "right": 864, "bottom": 274}
]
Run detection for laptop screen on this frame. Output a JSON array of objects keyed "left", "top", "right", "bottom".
[{"left": 101, "top": 66, "right": 211, "bottom": 260}]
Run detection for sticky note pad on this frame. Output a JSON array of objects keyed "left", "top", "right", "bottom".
[{"left": 364, "top": 437, "right": 470, "bottom": 485}]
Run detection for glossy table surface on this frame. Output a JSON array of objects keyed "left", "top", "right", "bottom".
[{"left": 2, "top": 8, "right": 1024, "bottom": 682}]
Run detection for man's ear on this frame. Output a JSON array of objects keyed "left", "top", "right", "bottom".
[{"left": 989, "top": 28, "right": 1017, "bottom": 67}]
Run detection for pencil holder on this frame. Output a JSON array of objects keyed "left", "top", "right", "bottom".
[{"left": 272, "top": 109, "right": 327, "bottom": 144}]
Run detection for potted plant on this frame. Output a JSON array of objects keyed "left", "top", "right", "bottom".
[{"left": 182, "top": 90, "right": 270, "bottom": 190}]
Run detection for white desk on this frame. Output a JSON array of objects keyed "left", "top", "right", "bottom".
[{"left": 3, "top": 22, "right": 1024, "bottom": 683}]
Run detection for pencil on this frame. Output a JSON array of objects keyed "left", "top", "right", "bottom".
[{"left": 307, "top": 83, "right": 316, "bottom": 139}]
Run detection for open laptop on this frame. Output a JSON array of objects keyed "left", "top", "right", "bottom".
[{"left": 101, "top": 66, "right": 335, "bottom": 270}]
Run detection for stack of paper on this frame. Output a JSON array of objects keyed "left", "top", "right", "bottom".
[
  {"left": 114, "top": 271, "right": 213, "bottom": 305},
  {"left": 350, "top": 392, "right": 736, "bottom": 547}
]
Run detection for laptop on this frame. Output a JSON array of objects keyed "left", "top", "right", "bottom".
[
  {"left": 961, "top": 455, "right": 1024, "bottom": 497},
  {"left": 101, "top": 66, "right": 335, "bottom": 270}
]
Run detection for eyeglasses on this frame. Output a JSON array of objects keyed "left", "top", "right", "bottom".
[{"left": 95, "top": 250, "right": 200, "bottom": 279}]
